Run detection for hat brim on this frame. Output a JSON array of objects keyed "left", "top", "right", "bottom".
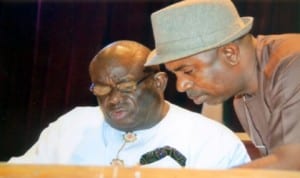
[{"left": 145, "top": 17, "right": 253, "bottom": 66}]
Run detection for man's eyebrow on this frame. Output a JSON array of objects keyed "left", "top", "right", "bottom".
[
  {"left": 117, "top": 74, "right": 134, "bottom": 83},
  {"left": 173, "top": 65, "right": 188, "bottom": 72}
]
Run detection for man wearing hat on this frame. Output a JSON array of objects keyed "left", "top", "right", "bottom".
[{"left": 146, "top": 0, "right": 300, "bottom": 170}]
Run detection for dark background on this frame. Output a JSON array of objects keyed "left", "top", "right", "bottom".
[{"left": 0, "top": 0, "right": 299, "bottom": 161}]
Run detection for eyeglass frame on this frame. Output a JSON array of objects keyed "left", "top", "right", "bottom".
[{"left": 89, "top": 72, "right": 155, "bottom": 96}]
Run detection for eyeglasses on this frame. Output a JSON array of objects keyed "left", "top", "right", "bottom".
[{"left": 89, "top": 73, "right": 154, "bottom": 96}]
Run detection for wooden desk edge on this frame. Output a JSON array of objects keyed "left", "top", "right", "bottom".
[{"left": 0, "top": 164, "right": 299, "bottom": 178}]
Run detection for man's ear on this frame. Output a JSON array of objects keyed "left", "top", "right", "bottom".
[
  {"left": 153, "top": 72, "right": 168, "bottom": 92},
  {"left": 220, "top": 43, "right": 240, "bottom": 66}
]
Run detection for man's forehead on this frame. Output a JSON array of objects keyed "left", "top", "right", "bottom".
[
  {"left": 165, "top": 50, "right": 215, "bottom": 71},
  {"left": 100, "top": 66, "right": 141, "bottom": 82},
  {"left": 165, "top": 59, "right": 188, "bottom": 71}
]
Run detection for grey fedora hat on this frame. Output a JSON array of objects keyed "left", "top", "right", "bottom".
[{"left": 145, "top": 0, "right": 253, "bottom": 66}]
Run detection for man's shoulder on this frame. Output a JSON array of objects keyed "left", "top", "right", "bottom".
[
  {"left": 167, "top": 102, "right": 204, "bottom": 118},
  {"left": 61, "top": 106, "right": 101, "bottom": 117},
  {"left": 48, "top": 106, "right": 103, "bottom": 130},
  {"left": 257, "top": 34, "right": 300, "bottom": 79},
  {"left": 257, "top": 34, "right": 300, "bottom": 44},
  {"left": 168, "top": 102, "right": 215, "bottom": 120},
  {"left": 167, "top": 102, "right": 227, "bottom": 129},
  {"left": 167, "top": 102, "right": 244, "bottom": 149},
  {"left": 258, "top": 34, "right": 300, "bottom": 62}
]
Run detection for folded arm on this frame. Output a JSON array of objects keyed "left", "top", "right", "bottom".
[{"left": 237, "top": 143, "right": 300, "bottom": 170}]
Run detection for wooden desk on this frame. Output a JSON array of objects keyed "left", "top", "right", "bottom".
[{"left": 0, "top": 164, "right": 300, "bottom": 178}]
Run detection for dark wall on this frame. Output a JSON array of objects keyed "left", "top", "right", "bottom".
[{"left": 0, "top": 0, "right": 299, "bottom": 161}]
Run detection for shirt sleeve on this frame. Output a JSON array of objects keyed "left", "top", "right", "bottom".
[
  {"left": 8, "top": 118, "right": 69, "bottom": 164},
  {"left": 267, "top": 55, "right": 300, "bottom": 148},
  {"left": 7, "top": 107, "right": 91, "bottom": 164}
]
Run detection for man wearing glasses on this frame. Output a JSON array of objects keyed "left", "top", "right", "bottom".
[{"left": 8, "top": 40, "right": 250, "bottom": 169}]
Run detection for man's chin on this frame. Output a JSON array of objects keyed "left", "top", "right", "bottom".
[
  {"left": 111, "top": 123, "right": 133, "bottom": 132},
  {"left": 202, "top": 97, "right": 224, "bottom": 105},
  {"left": 109, "top": 119, "right": 137, "bottom": 132},
  {"left": 191, "top": 95, "right": 207, "bottom": 105},
  {"left": 204, "top": 101, "right": 220, "bottom": 105}
]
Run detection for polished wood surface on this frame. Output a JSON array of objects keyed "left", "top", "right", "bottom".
[{"left": 0, "top": 164, "right": 299, "bottom": 178}]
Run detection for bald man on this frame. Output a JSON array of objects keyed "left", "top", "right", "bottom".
[{"left": 9, "top": 40, "right": 250, "bottom": 169}]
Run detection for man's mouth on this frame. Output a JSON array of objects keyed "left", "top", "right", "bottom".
[{"left": 109, "top": 108, "right": 129, "bottom": 120}]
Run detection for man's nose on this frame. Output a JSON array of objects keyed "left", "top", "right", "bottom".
[
  {"left": 108, "top": 89, "right": 122, "bottom": 105},
  {"left": 176, "top": 77, "right": 193, "bottom": 93}
]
